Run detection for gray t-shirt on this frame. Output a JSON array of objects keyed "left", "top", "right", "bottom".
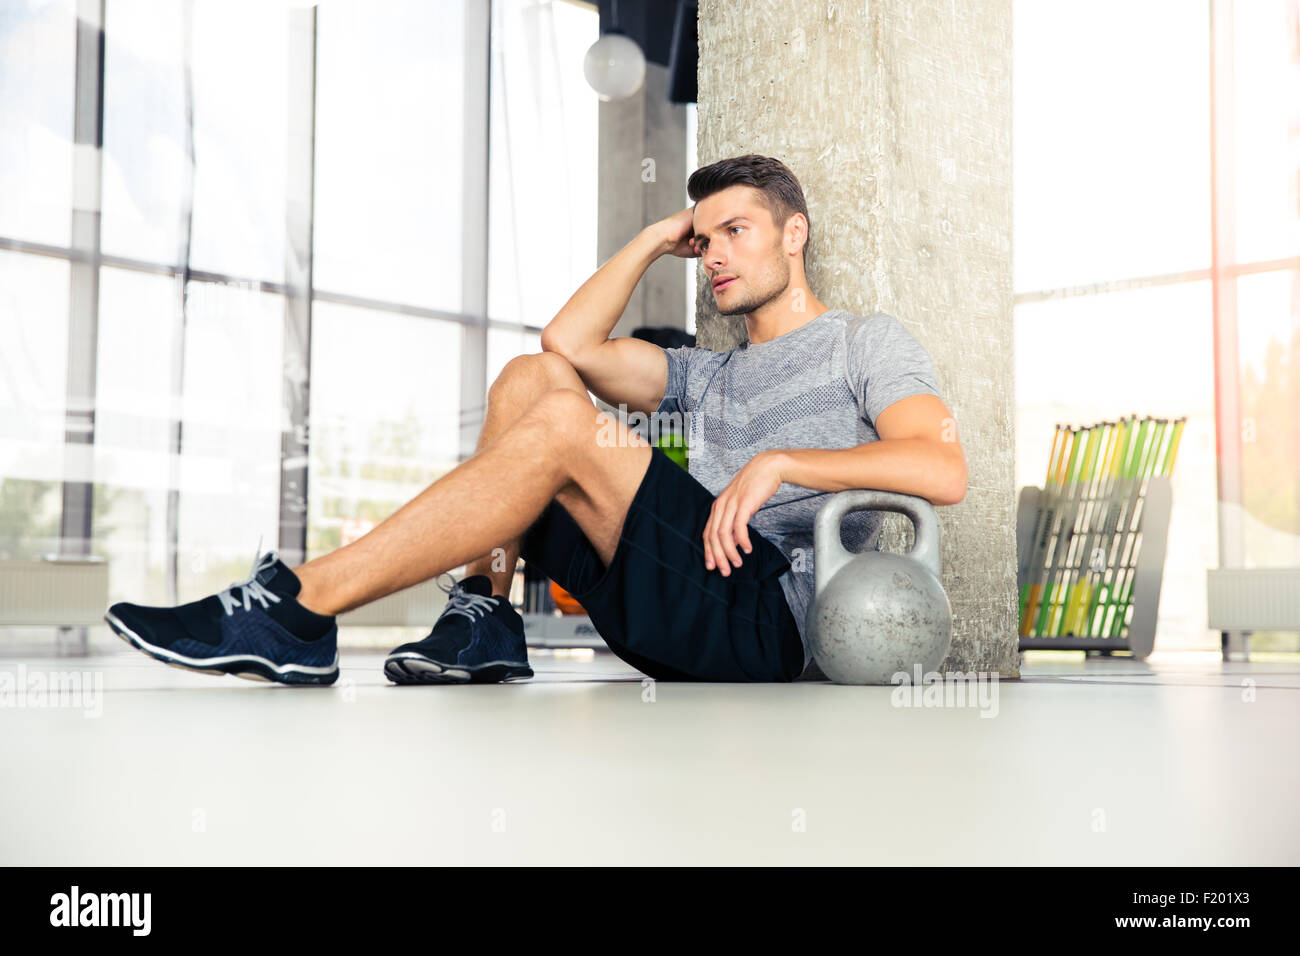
[{"left": 653, "top": 308, "right": 944, "bottom": 672}]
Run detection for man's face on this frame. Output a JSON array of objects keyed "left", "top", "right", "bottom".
[{"left": 692, "top": 186, "right": 794, "bottom": 317}]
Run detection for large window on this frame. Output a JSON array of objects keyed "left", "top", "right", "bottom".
[
  {"left": 314, "top": 0, "right": 465, "bottom": 311},
  {"left": 0, "top": 250, "right": 69, "bottom": 560},
  {"left": 1014, "top": 0, "right": 1300, "bottom": 651},
  {"left": 0, "top": 0, "right": 601, "bottom": 645},
  {"left": 0, "top": 0, "right": 75, "bottom": 245},
  {"left": 488, "top": 0, "right": 598, "bottom": 327}
]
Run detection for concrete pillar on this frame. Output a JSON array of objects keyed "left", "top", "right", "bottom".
[
  {"left": 598, "top": 58, "right": 690, "bottom": 339},
  {"left": 697, "top": 0, "right": 1017, "bottom": 676}
]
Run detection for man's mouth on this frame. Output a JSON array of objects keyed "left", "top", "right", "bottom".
[{"left": 713, "top": 276, "right": 737, "bottom": 292}]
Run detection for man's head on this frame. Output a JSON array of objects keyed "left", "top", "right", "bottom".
[{"left": 686, "top": 154, "right": 812, "bottom": 317}]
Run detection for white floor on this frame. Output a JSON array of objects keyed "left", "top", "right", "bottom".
[{"left": 1, "top": 641, "right": 1296, "bottom": 865}]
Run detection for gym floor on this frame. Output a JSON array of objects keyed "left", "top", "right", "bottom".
[{"left": 1, "top": 641, "right": 1296, "bottom": 865}]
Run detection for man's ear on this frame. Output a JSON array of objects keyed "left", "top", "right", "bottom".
[{"left": 786, "top": 214, "right": 808, "bottom": 256}]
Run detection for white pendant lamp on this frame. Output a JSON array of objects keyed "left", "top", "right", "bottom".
[{"left": 583, "top": 0, "right": 646, "bottom": 101}]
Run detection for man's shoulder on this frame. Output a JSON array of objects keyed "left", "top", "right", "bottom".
[
  {"left": 835, "top": 308, "right": 901, "bottom": 335},
  {"left": 664, "top": 342, "right": 731, "bottom": 367},
  {"left": 794, "top": 308, "right": 905, "bottom": 348},
  {"left": 837, "top": 310, "right": 932, "bottom": 360}
]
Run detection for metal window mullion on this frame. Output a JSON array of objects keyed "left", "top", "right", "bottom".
[
  {"left": 1210, "top": 0, "right": 1247, "bottom": 660},
  {"left": 1210, "top": 0, "right": 1243, "bottom": 561},
  {"left": 60, "top": 0, "right": 105, "bottom": 557},
  {"left": 459, "top": 0, "right": 492, "bottom": 461},
  {"left": 278, "top": 5, "right": 317, "bottom": 566},
  {"left": 164, "top": 0, "right": 197, "bottom": 605},
  {"left": 11, "top": 231, "right": 1295, "bottom": 316},
  {"left": 55, "top": 0, "right": 106, "bottom": 654}
]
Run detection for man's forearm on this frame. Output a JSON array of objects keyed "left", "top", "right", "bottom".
[
  {"left": 541, "top": 227, "right": 670, "bottom": 355},
  {"left": 771, "top": 441, "right": 967, "bottom": 506}
]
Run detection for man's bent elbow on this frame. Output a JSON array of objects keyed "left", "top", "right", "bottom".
[
  {"left": 539, "top": 328, "right": 565, "bottom": 355},
  {"left": 929, "top": 454, "right": 968, "bottom": 507},
  {"left": 541, "top": 328, "right": 598, "bottom": 366},
  {"left": 940, "top": 464, "right": 968, "bottom": 506}
]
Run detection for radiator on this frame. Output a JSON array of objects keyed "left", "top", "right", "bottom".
[
  {"left": 1206, "top": 568, "right": 1300, "bottom": 630},
  {"left": 0, "top": 557, "right": 110, "bottom": 627}
]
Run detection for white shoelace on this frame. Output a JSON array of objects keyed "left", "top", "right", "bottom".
[
  {"left": 436, "top": 572, "right": 497, "bottom": 622},
  {"left": 217, "top": 535, "right": 284, "bottom": 617}
]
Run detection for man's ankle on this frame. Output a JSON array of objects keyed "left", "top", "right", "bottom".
[
  {"left": 292, "top": 568, "right": 337, "bottom": 618},
  {"left": 464, "top": 565, "right": 510, "bottom": 598},
  {"left": 295, "top": 590, "right": 335, "bottom": 618}
]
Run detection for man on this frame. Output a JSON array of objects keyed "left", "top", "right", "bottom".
[{"left": 104, "top": 154, "right": 966, "bottom": 686}]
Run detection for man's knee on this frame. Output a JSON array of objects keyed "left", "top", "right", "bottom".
[
  {"left": 532, "top": 391, "right": 654, "bottom": 468},
  {"left": 514, "top": 388, "right": 630, "bottom": 457},
  {"left": 523, "top": 386, "right": 599, "bottom": 429},
  {"left": 492, "top": 351, "right": 582, "bottom": 398},
  {"left": 533, "top": 350, "right": 581, "bottom": 384}
]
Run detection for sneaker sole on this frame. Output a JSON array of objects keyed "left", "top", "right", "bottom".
[
  {"left": 384, "top": 653, "right": 533, "bottom": 685},
  {"left": 104, "top": 610, "right": 339, "bottom": 686}
]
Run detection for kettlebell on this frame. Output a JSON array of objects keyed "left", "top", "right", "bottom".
[{"left": 806, "top": 490, "right": 953, "bottom": 685}]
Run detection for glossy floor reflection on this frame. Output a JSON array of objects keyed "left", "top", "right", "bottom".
[{"left": 1, "top": 640, "right": 1296, "bottom": 865}]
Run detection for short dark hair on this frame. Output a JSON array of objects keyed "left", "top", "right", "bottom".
[{"left": 686, "top": 154, "right": 811, "bottom": 258}]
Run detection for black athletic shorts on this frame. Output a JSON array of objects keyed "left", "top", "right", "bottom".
[{"left": 519, "top": 444, "right": 806, "bottom": 682}]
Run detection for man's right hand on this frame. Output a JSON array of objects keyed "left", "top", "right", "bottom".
[{"left": 655, "top": 207, "right": 701, "bottom": 260}]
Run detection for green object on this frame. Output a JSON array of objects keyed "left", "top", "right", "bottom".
[{"left": 653, "top": 429, "right": 688, "bottom": 471}]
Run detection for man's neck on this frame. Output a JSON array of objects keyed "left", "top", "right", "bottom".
[{"left": 745, "top": 299, "right": 831, "bottom": 345}]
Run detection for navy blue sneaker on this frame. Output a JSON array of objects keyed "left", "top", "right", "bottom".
[
  {"left": 104, "top": 545, "right": 340, "bottom": 686},
  {"left": 384, "top": 573, "right": 533, "bottom": 685}
]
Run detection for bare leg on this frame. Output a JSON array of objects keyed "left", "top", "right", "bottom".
[
  {"left": 460, "top": 352, "right": 591, "bottom": 596},
  {"left": 291, "top": 388, "right": 652, "bottom": 617}
]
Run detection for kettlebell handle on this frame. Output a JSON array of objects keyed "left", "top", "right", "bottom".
[{"left": 813, "top": 490, "right": 943, "bottom": 596}]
